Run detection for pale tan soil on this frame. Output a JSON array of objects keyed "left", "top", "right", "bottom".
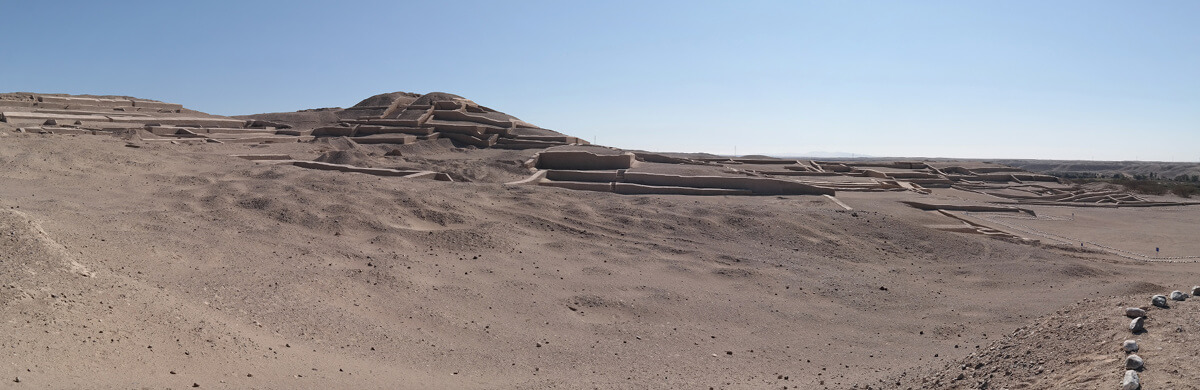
[
  {"left": 993, "top": 206, "right": 1200, "bottom": 257},
  {"left": 1, "top": 130, "right": 1199, "bottom": 389}
]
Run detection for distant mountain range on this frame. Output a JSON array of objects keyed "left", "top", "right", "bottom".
[{"left": 768, "top": 151, "right": 873, "bottom": 158}]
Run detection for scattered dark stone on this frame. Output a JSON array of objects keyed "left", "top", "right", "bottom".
[{"left": 1130, "top": 317, "right": 1145, "bottom": 333}]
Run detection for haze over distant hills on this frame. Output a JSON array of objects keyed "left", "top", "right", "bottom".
[{"left": 770, "top": 151, "right": 874, "bottom": 158}]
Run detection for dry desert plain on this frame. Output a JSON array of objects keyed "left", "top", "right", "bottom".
[{"left": 1, "top": 92, "right": 1199, "bottom": 389}]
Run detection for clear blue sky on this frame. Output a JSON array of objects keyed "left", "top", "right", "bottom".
[{"left": 3, "top": 1, "right": 1197, "bottom": 161}]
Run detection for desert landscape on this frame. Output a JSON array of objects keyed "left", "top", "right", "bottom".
[{"left": 0, "top": 91, "right": 1197, "bottom": 389}]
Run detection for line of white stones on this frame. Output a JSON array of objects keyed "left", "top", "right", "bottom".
[{"left": 1122, "top": 288, "right": 1198, "bottom": 389}]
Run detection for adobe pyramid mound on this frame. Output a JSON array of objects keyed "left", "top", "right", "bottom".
[{"left": 301, "top": 91, "right": 590, "bottom": 149}]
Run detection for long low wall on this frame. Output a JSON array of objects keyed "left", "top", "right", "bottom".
[
  {"left": 900, "top": 201, "right": 1033, "bottom": 215},
  {"left": 614, "top": 183, "right": 752, "bottom": 195},
  {"left": 355, "top": 125, "right": 435, "bottom": 136},
  {"left": 886, "top": 171, "right": 941, "bottom": 179},
  {"left": 492, "top": 139, "right": 569, "bottom": 149},
  {"left": 347, "top": 134, "right": 417, "bottom": 144},
  {"left": 2, "top": 112, "right": 241, "bottom": 127},
  {"left": 2, "top": 112, "right": 111, "bottom": 124},
  {"left": 432, "top": 109, "right": 512, "bottom": 127},
  {"left": 232, "top": 154, "right": 294, "bottom": 161},
  {"left": 544, "top": 170, "right": 621, "bottom": 182},
  {"left": 537, "top": 180, "right": 757, "bottom": 196},
  {"left": 426, "top": 119, "right": 509, "bottom": 136},
  {"left": 508, "top": 135, "right": 583, "bottom": 143},
  {"left": 206, "top": 136, "right": 306, "bottom": 144},
  {"left": 760, "top": 171, "right": 842, "bottom": 176},
  {"left": 347, "top": 118, "right": 425, "bottom": 127},
  {"left": 131, "top": 100, "right": 184, "bottom": 111},
  {"left": 906, "top": 178, "right": 954, "bottom": 187},
  {"left": 127, "top": 117, "right": 246, "bottom": 127},
  {"left": 621, "top": 172, "right": 834, "bottom": 195},
  {"left": 730, "top": 159, "right": 800, "bottom": 165},
  {"left": 38, "top": 96, "right": 133, "bottom": 107},
  {"left": 33, "top": 109, "right": 152, "bottom": 117},
  {"left": 146, "top": 126, "right": 274, "bottom": 136},
  {"left": 538, "top": 181, "right": 614, "bottom": 192},
  {"left": 33, "top": 96, "right": 185, "bottom": 111}
]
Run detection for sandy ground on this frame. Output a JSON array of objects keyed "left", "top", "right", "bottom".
[
  {"left": 2, "top": 131, "right": 1199, "bottom": 389},
  {"left": 976, "top": 205, "right": 1200, "bottom": 258}
]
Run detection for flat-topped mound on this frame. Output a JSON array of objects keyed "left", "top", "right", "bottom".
[
  {"left": 262, "top": 91, "right": 592, "bottom": 150},
  {"left": 0, "top": 92, "right": 268, "bottom": 132}
]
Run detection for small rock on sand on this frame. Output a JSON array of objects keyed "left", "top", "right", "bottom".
[
  {"left": 1122, "top": 340, "right": 1139, "bottom": 353},
  {"left": 1192, "top": 286, "right": 1200, "bottom": 296},
  {"left": 1169, "top": 290, "right": 1188, "bottom": 301},
  {"left": 1122, "top": 370, "right": 1140, "bottom": 390},
  {"left": 1125, "top": 354, "right": 1143, "bottom": 370},
  {"left": 1124, "top": 307, "right": 1146, "bottom": 318},
  {"left": 1151, "top": 295, "right": 1168, "bottom": 308},
  {"left": 1129, "top": 317, "right": 1145, "bottom": 333}
]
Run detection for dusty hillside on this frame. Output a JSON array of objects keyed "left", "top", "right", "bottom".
[{"left": 1, "top": 130, "right": 1197, "bottom": 389}]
